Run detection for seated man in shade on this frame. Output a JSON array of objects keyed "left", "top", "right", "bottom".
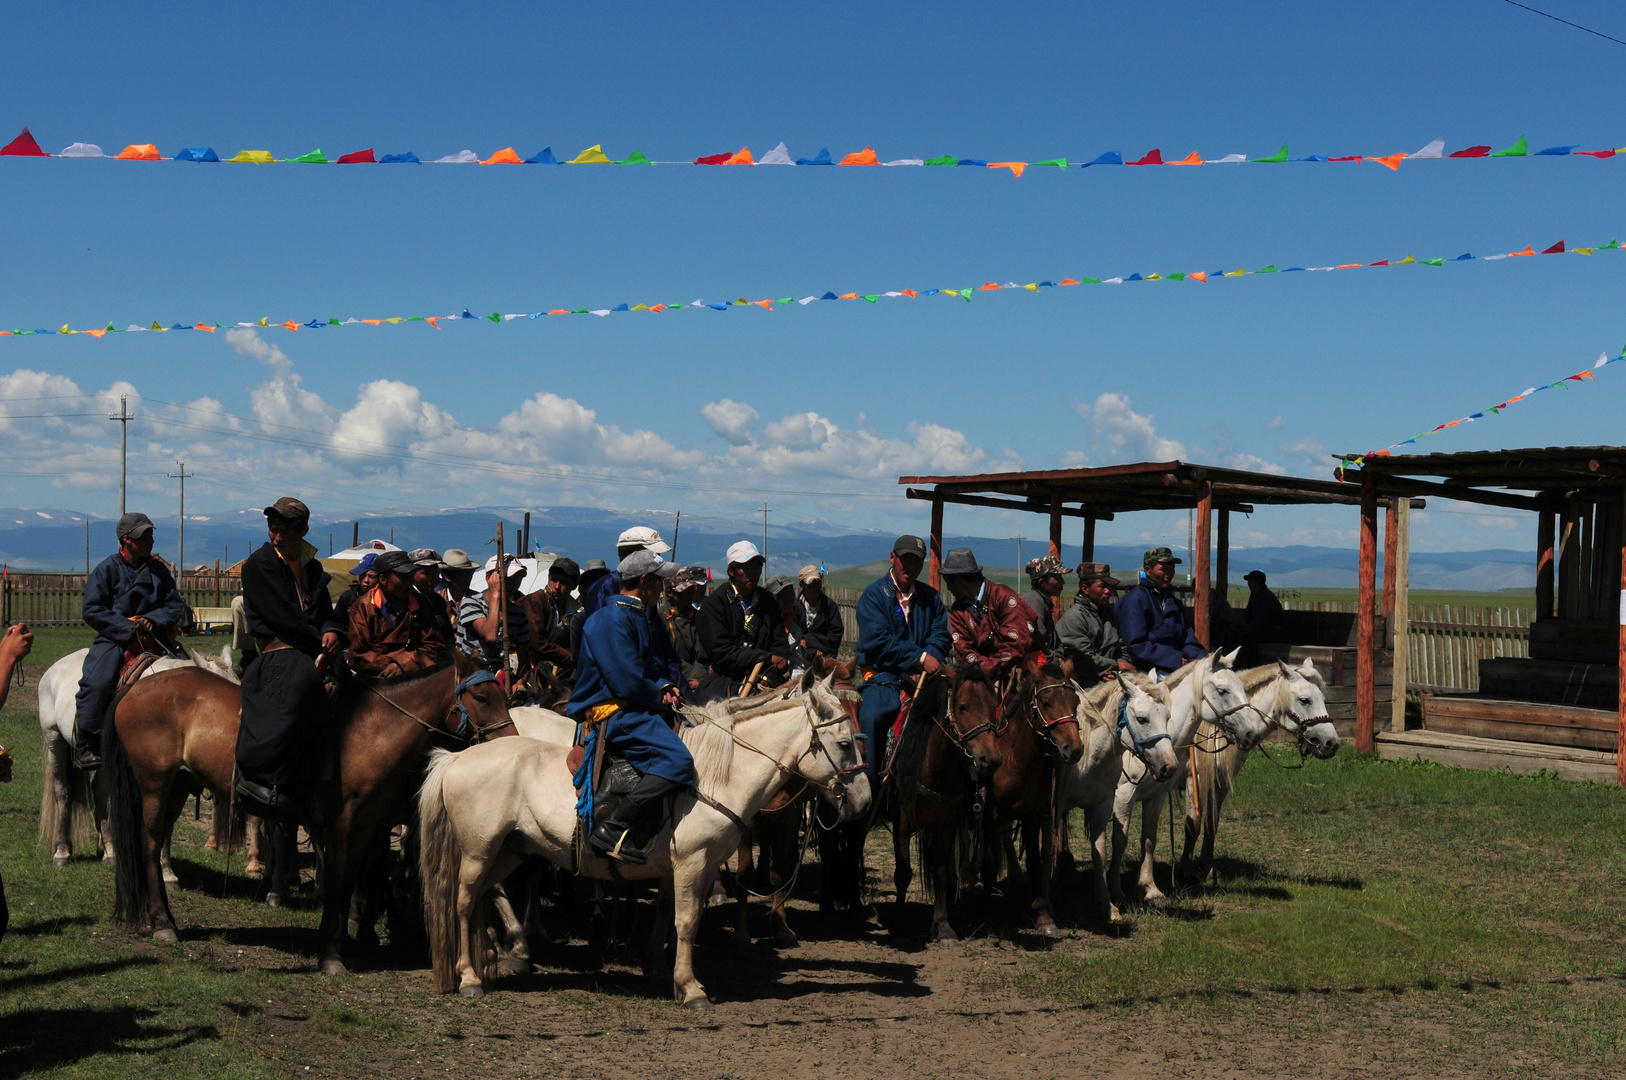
[
  {"left": 1056, "top": 563, "right": 1136, "bottom": 682},
  {"left": 1239, "top": 569, "right": 1285, "bottom": 665},
  {"left": 1115, "top": 546, "right": 1205, "bottom": 676}
]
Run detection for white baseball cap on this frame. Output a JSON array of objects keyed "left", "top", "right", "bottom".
[
  {"left": 483, "top": 554, "right": 526, "bottom": 577},
  {"left": 617, "top": 526, "right": 671, "bottom": 554},
  {"left": 726, "top": 540, "right": 763, "bottom": 566}
]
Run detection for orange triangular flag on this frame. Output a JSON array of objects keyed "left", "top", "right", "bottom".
[
  {"left": 480, "top": 147, "right": 524, "bottom": 165},
  {"left": 195, "top": 323, "right": 215, "bottom": 332},
  {"left": 988, "top": 162, "right": 1026, "bottom": 177},
  {"left": 1171, "top": 151, "right": 1202, "bottom": 165},
  {"left": 650, "top": 304, "right": 666, "bottom": 313},
  {"left": 362, "top": 319, "right": 382, "bottom": 325},
  {"left": 839, "top": 146, "right": 879, "bottom": 166},
  {"left": 549, "top": 309, "right": 570, "bottom": 315},
  {"left": 281, "top": 321, "right": 300, "bottom": 331},
  {"left": 1371, "top": 153, "right": 1405, "bottom": 171},
  {"left": 754, "top": 299, "right": 773, "bottom": 309},
  {"left": 1189, "top": 271, "right": 1207, "bottom": 282},
  {"left": 726, "top": 146, "right": 753, "bottom": 165},
  {"left": 426, "top": 317, "right": 441, "bottom": 329},
  {"left": 1510, "top": 245, "right": 1535, "bottom": 256},
  {"left": 116, "top": 143, "right": 162, "bottom": 160},
  {"left": 901, "top": 289, "right": 918, "bottom": 298},
  {"left": 85, "top": 328, "right": 106, "bottom": 337},
  {"left": 1058, "top": 278, "right": 1080, "bottom": 286},
  {"left": 978, "top": 282, "right": 1001, "bottom": 290},
  {"left": 839, "top": 293, "right": 858, "bottom": 300}
]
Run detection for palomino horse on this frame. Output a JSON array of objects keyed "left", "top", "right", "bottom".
[
  {"left": 104, "top": 651, "right": 513, "bottom": 975},
  {"left": 1177, "top": 658, "right": 1338, "bottom": 886},
  {"left": 38, "top": 645, "right": 237, "bottom": 872},
  {"left": 417, "top": 667, "right": 870, "bottom": 1007},
  {"left": 1054, "top": 674, "right": 1178, "bottom": 920},
  {"left": 1109, "top": 649, "right": 1272, "bottom": 911},
  {"left": 889, "top": 665, "right": 1003, "bottom": 944},
  {"left": 981, "top": 653, "right": 1086, "bottom": 936}
]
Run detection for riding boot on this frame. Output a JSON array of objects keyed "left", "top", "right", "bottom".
[
  {"left": 71, "top": 724, "right": 102, "bottom": 771},
  {"left": 589, "top": 774, "right": 683, "bottom": 865}
]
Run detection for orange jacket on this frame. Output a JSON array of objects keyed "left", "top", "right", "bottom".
[{"left": 347, "top": 585, "right": 448, "bottom": 678}]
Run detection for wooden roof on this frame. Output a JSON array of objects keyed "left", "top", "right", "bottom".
[
  {"left": 898, "top": 460, "right": 1410, "bottom": 519},
  {"left": 1335, "top": 446, "right": 1626, "bottom": 511}
]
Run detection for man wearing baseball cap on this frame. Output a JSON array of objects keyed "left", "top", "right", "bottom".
[
  {"left": 694, "top": 540, "right": 786, "bottom": 703},
  {"left": 515, "top": 556, "right": 581, "bottom": 687},
  {"left": 347, "top": 550, "right": 448, "bottom": 678},
  {"left": 458, "top": 554, "right": 531, "bottom": 679},
  {"left": 335, "top": 551, "right": 381, "bottom": 629},
  {"left": 1115, "top": 546, "right": 1205, "bottom": 675},
  {"left": 71, "top": 511, "right": 188, "bottom": 769},
  {"left": 1056, "top": 563, "right": 1135, "bottom": 682},
  {"left": 236, "top": 497, "right": 348, "bottom": 810},
  {"left": 1022, "top": 555, "right": 1068, "bottom": 655},
  {"left": 575, "top": 526, "right": 683, "bottom": 689},
  {"left": 568, "top": 549, "right": 688, "bottom": 864},
  {"left": 853, "top": 534, "right": 951, "bottom": 786},
  {"left": 1239, "top": 569, "right": 1284, "bottom": 664},
  {"left": 795, "top": 564, "right": 844, "bottom": 660},
  {"left": 664, "top": 566, "right": 710, "bottom": 690}
]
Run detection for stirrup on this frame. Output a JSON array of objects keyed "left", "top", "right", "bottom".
[{"left": 589, "top": 822, "right": 647, "bottom": 865}]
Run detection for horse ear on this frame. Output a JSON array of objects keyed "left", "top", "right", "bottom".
[
  {"left": 799, "top": 664, "right": 821, "bottom": 694},
  {"left": 1299, "top": 656, "right": 1318, "bottom": 676},
  {"left": 1220, "top": 646, "right": 1241, "bottom": 669},
  {"left": 1058, "top": 655, "right": 1075, "bottom": 681}
]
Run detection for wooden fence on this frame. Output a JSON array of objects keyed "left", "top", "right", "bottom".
[
  {"left": 2, "top": 571, "right": 242, "bottom": 628},
  {"left": 1400, "top": 604, "right": 1532, "bottom": 694}
]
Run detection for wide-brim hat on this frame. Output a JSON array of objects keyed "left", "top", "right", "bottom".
[
  {"left": 940, "top": 547, "right": 982, "bottom": 578},
  {"left": 578, "top": 559, "right": 611, "bottom": 589},
  {"left": 439, "top": 548, "right": 476, "bottom": 571}
]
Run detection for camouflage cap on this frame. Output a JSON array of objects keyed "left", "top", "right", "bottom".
[
  {"left": 1143, "top": 546, "right": 1182, "bottom": 566},
  {"left": 263, "top": 496, "right": 310, "bottom": 524},
  {"left": 1076, "top": 562, "right": 1120, "bottom": 586},
  {"left": 1025, "top": 554, "right": 1066, "bottom": 580},
  {"left": 670, "top": 565, "right": 710, "bottom": 592}
]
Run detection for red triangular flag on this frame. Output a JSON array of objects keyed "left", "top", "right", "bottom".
[
  {"left": 1369, "top": 260, "right": 1389, "bottom": 266},
  {"left": 0, "top": 126, "right": 48, "bottom": 157},
  {"left": 1127, "top": 148, "right": 1164, "bottom": 166},
  {"left": 1449, "top": 145, "right": 1491, "bottom": 158},
  {"left": 1542, "top": 240, "right": 1565, "bottom": 254},
  {"left": 336, "top": 147, "right": 376, "bottom": 164},
  {"left": 694, "top": 152, "right": 732, "bottom": 165}
]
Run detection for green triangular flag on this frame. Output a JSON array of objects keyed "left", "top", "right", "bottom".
[
  {"left": 615, "top": 149, "right": 650, "bottom": 164},
  {"left": 1167, "top": 272, "right": 1185, "bottom": 281},
  {"left": 1255, "top": 143, "right": 1288, "bottom": 163},
  {"left": 151, "top": 321, "right": 162, "bottom": 331},
  {"left": 1422, "top": 258, "right": 1444, "bottom": 266},
  {"left": 110, "top": 325, "right": 124, "bottom": 332},
  {"left": 487, "top": 312, "right": 501, "bottom": 323},
  {"left": 862, "top": 294, "right": 879, "bottom": 303},
  {"left": 1257, "top": 264, "right": 1277, "bottom": 273},
  {"left": 104, "top": 322, "right": 115, "bottom": 331},
  {"left": 407, "top": 316, "right": 425, "bottom": 321},
  {"left": 1082, "top": 277, "right": 1102, "bottom": 284},
  {"left": 1491, "top": 135, "right": 1527, "bottom": 158},
  {"left": 290, "top": 148, "right": 330, "bottom": 164},
  {"left": 734, "top": 297, "right": 749, "bottom": 305},
  {"left": 925, "top": 155, "right": 957, "bottom": 166},
  {"left": 777, "top": 297, "right": 793, "bottom": 304},
  {"left": 961, "top": 288, "right": 972, "bottom": 302},
  {"left": 327, "top": 318, "right": 341, "bottom": 326},
  {"left": 1034, "top": 158, "right": 1067, "bottom": 168},
  {"left": 572, "top": 308, "right": 588, "bottom": 314},
  {"left": 1603, "top": 238, "right": 1619, "bottom": 250}
]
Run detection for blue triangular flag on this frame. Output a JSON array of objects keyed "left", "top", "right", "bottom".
[
  {"left": 1452, "top": 253, "right": 1474, "bottom": 261},
  {"left": 1535, "top": 145, "right": 1577, "bottom": 156},
  {"left": 379, "top": 152, "right": 420, "bottom": 163},
  {"left": 1283, "top": 267, "right": 1305, "bottom": 272},
  {"left": 1125, "top": 273, "right": 1143, "bottom": 282},
  {"left": 173, "top": 147, "right": 219, "bottom": 162},
  {"left": 1289, "top": 154, "right": 1327, "bottom": 162},
  {"left": 956, "top": 158, "right": 988, "bottom": 167},
  {"left": 795, "top": 148, "right": 833, "bottom": 165},
  {"left": 171, "top": 323, "right": 191, "bottom": 330},
  {"left": 525, "top": 147, "right": 560, "bottom": 164},
  {"left": 1082, "top": 151, "right": 1123, "bottom": 167},
  {"left": 820, "top": 291, "right": 838, "bottom": 300},
  {"left": 1038, "top": 281, "right": 1055, "bottom": 287},
  {"left": 303, "top": 319, "right": 323, "bottom": 328},
  {"left": 611, "top": 303, "right": 629, "bottom": 312},
  {"left": 709, "top": 302, "right": 728, "bottom": 310}
]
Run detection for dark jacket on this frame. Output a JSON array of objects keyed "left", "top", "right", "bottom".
[
  {"left": 796, "top": 593, "right": 845, "bottom": 658},
  {"left": 517, "top": 588, "right": 574, "bottom": 669},
  {"left": 666, "top": 609, "right": 707, "bottom": 685},
  {"left": 241, "top": 542, "right": 345, "bottom": 657},
  {"left": 1115, "top": 576, "right": 1204, "bottom": 673},
  {"left": 574, "top": 571, "right": 682, "bottom": 686},
  {"left": 568, "top": 595, "right": 675, "bottom": 720},
  {"left": 949, "top": 581, "right": 1036, "bottom": 679},
  {"left": 1022, "top": 588, "right": 1060, "bottom": 653},
  {"left": 696, "top": 582, "right": 782, "bottom": 682},
  {"left": 347, "top": 585, "right": 448, "bottom": 677},
  {"left": 82, "top": 552, "right": 188, "bottom": 646},
  {"left": 1056, "top": 594, "right": 1128, "bottom": 682},
  {"left": 854, "top": 571, "right": 950, "bottom": 681}
]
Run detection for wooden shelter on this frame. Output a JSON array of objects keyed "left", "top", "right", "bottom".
[
  {"left": 898, "top": 461, "right": 1419, "bottom": 736},
  {"left": 1337, "top": 446, "right": 1626, "bottom": 785}
]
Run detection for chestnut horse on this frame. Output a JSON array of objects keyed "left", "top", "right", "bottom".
[
  {"left": 104, "top": 651, "right": 513, "bottom": 974},
  {"left": 890, "top": 665, "right": 1003, "bottom": 944}
]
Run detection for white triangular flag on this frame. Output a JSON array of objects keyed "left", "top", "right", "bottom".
[
  {"left": 757, "top": 142, "right": 794, "bottom": 166},
  {"left": 1407, "top": 139, "right": 1444, "bottom": 160}
]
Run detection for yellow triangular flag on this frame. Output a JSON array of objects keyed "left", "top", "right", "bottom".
[
  {"left": 569, "top": 144, "right": 613, "bottom": 164},
  {"left": 1396, "top": 254, "right": 1416, "bottom": 265},
  {"left": 258, "top": 317, "right": 268, "bottom": 327}
]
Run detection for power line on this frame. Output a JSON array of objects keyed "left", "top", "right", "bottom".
[{"left": 1502, "top": 0, "right": 1626, "bottom": 47}]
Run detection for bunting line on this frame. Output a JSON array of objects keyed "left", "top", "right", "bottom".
[
  {"left": 4, "top": 232, "right": 1620, "bottom": 341},
  {"left": 2, "top": 128, "right": 1623, "bottom": 177},
  {"left": 1342, "top": 347, "right": 1625, "bottom": 467}
]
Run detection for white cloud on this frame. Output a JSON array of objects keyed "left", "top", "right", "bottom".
[
  {"left": 1268, "top": 415, "right": 1287, "bottom": 431},
  {"left": 1076, "top": 392, "right": 1186, "bottom": 461},
  {"left": 701, "top": 399, "right": 759, "bottom": 444},
  {"left": 331, "top": 380, "right": 456, "bottom": 459}
]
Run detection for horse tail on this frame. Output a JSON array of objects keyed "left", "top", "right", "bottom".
[
  {"left": 418, "top": 747, "right": 464, "bottom": 994},
  {"left": 37, "top": 730, "right": 91, "bottom": 850},
  {"left": 104, "top": 712, "right": 148, "bottom": 927}
]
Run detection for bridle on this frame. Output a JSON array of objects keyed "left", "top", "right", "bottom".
[
  {"left": 1024, "top": 676, "right": 1082, "bottom": 757},
  {"left": 691, "top": 689, "right": 866, "bottom": 815},
  {"left": 1116, "top": 689, "right": 1173, "bottom": 769},
  {"left": 928, "top": 672, "right": 999, "bottom": 758},
  {"left": 1189, "top": 663, "right": 1268, "bottom": 754},
  {"left": 363, "top": 666, "right": 513, "bottom": 744}
]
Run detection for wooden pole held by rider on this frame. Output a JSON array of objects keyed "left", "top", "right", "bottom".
[
  {"left": 496, "top": 519, "right": 509, "bottom": 687},
  {"left": 739, "top": 660, "right": 765, "bottom": 698}
]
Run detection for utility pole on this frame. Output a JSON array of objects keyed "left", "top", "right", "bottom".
[
  {"left": 761, "top": 503, "right": 770, "bottom": 562},
  {"left": 109, "top": 394, "right": 131, "bottom": 516},
  {"left": 85, "top": 519, "right": 90, "bottom": 575},
  {"left": 1014, "top": 533, "right": 1025, "bottom": 588},
  {"left": 168, "top": 460, "right": 193, "bottom": 574}
]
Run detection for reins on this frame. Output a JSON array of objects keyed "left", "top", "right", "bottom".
[
  {"left": 687, "top": 692, "right": 863, "bottom": 824},
  {"left": 362, "top": 667, "right": 511, "bottom": 744}
]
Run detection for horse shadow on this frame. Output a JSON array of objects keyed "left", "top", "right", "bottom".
[
  {"left": 2, "top": 915, "right": 97, "bottom": 938},
  {"left": 0, "top": 957, "right": 161, "bottom": 993},
  {"left": 1209, "top": 856, "right": 1364, "bottom": 892},
  {"left": 0, "top": 1005, "right": 219, "bottom": 1074}
]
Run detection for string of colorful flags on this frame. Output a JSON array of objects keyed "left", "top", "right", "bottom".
[
  {"left": 4, "top": 232, "right": 1621, "bottom": 341},
  {"left": 1342, "top": 347, "right": 1625, "bottom": 466},
  {"left": 3, "top": 127, "right": 1623, "bottom": 176}
]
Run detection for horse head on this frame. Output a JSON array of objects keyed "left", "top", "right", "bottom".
[
  {"left": 1272, "top": 657, "right": 1339, "bottom": 759},
  {"left": 448, "top": 651, "right": 515, "bottom": 741},
  {"left": 943, "top": 664, "right": 1002, "bottom": 780},
  {"left": 793, "top": 666, "right": 872, "bottom": 821},
  {"left": 1197, "top": 651, "right": 1270, "bottom": 751},
  {"left": 1113, "top": 673, "right": 1177, "bottom": 781},
  {"left": 1021, "top": 652, "right": 1085, "bottom": 765}
]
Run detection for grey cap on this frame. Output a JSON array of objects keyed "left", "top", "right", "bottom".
[
  {"left": 764, "top": 573, "right": 796, "bottom": 596},
  {"left": 407, "top": 547, "right": 441, "bottom": 567},
  {"left": 940, "top": 547, "right": 982, "bottom": 578},
  {"left": 618, "top": 550, "right": 678, "bottom": 581},
  {"left": 116, "top": 512, "right": 155, "bottom": 540}
]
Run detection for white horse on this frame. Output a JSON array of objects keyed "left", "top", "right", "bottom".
[
  {"left": 1177, "top": 658, "right": 1338, "bottom": 885},
  {"left": 507, "top": 705, "right": 576, "bottom": 745},
  {"left": 38, "top": 645, "right": 238, "bottom": 872},
  {"left": 1108, "top": 649, "right": 1272, "bottom": 910},
  {"left": 1053, "top": 673, "right": 1180, "bottom": 921},
  {"left": 418, "top": 669, "right": 870, "bottom": 1008}
]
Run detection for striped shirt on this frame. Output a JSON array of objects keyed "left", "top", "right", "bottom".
[{"left": 457, "top": 591, "right": 530, "bottom": 657}]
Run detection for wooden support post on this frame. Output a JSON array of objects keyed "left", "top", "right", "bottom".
[
  {"left": 1558, "top": 503, "right": 1577, "bottom": 619},
  {"left": 1382, "top": 499, "right": 1398, "bottom": 628},
  {"left": 523, "top": 511, "right": 531, "bottom": 556},
  {"left": 352, "top": 521, "right": 359, "bottom": 548},
  {"left": 1194, "top": 482, "right": 1212, "bottom": 649},
  {"left": 1215, "top": 509, "right": 1229, "bottom": 607},
  {"left": 1390, "top": 498, "right": 1410, "bottom": 733},
  {"left": 214, "top": 559, "right": 221, "bottom": 609},
  {"left": 1356, "top": 479, "right": 1378, "bottom": 754},
  {"left": 1536, "top": 506, "right": 1555, "bottom": 620},
  {"left": 1082, "top": 515, "right": 1096, "bottom": 563},
  {"left": 1618, "top": 486, "right": 1626, "bottom": 787},
  {"left": 928, "top": 496, "right": 944, "bottom": 590},
  {"left": 1048, "top": 502, "right": 1063, "bottom": 562}
]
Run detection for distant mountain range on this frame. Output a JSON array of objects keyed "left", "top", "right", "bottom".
[{"left": 0, "top": 505, "right": 1534, "bottom": 591}]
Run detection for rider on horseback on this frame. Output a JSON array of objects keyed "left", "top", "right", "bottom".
[
  {"left": 693, "top": 541, "right": 786, "bottom": 704},
  {"left": 941, "top": 547, "right": 1037, "bottom": 684},
  {"left": 346, "top": 550, "right": 449, "bottom": 678},
  {"left": 1056, "top": 562, "right": 1136, "bottom": 682},
  {"left": 72, "top": 512, "right": 187, "bottom": 770},
  {"left": 234, "top": 497, "right": 347, "bottom": 812},
  {"left": 569, "top": 550, "right": 690, "bottom": 865}
]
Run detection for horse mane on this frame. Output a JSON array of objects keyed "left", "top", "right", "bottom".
[
  {"left": 679, "top": 701, "right": 739, "bottom": 795},
  {"left": 333, "top": 654, "right": 458, "bottom": 716},
  {"left": 1238, "top": 663, "right": 1278, "bottom": 694}
]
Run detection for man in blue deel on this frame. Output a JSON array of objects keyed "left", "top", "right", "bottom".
[
  {"left": 569, "top": 549, "right": 691, "bottom": 865},
  {"left": 854, "top": 534, "right": 951, "bottom": 787},
  {"left": 1116, "top": 545, "right": 1206, "bottom": 676}
]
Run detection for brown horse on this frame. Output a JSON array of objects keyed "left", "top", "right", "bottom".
[
  {"left": 104, "top": 651, "right": 513, "bottom": 974},
  {"left": 982, "top": 654, "right": 1086, "bottom": 936},
  {"left": 890, "top": 665, "right": 1003, "bottom": 944}
]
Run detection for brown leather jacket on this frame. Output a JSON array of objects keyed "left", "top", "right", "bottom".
[
  {"left": 949, "top": 581, "right": 1037, "bottom": 679},
  {"left": 347, "top": 585, "right": 448, "bottom": 677}
]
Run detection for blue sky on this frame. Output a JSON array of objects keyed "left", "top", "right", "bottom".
[{"left": 0, "top": 0, "right": 1622, "bottom": 555}]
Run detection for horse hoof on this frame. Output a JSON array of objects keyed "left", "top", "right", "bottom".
[
  {"left": 204, "top": 838, "right": 219, "bottom": 851},
  {"left": 244, "top": 859, "right": 264, "bottom": 876},
  {"left": 684, "top": 997, "right": 714, "bottom": 1012},
  {"left": 495, "top": 957, "right": 531, "bottom": 978},
  {"left": 265, "top": 892, "right": 283, "bottom": 909},
  {"left": 53, "top": 855, "right": 69, "bottom": 868},
  {"left": 1146, "top": 894, "right": 1167, "bottom": 909},
  {"left": 773, "top": 931, "right": 798, "bottom": 949},
  {"left": 101, "top": 852, "right": 115, "bottom": 865},
  {"left": 163, "top": 872, "right": 180, "bottom": 886},
  {"left": 1108, "top": 906, "right": 1123, "bottom": 922},
  {"left": 459, "top": 984, "right": 485, "bottom": 1000},
  {"left": 1037, "top": 922, "right": 1059, "bottom": 938},
  {"left": 319, "top": 958, "right": 349, "bottom": 977},
  {"left": 152, "top": 928, "right": 179, "bottom": 943}
]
